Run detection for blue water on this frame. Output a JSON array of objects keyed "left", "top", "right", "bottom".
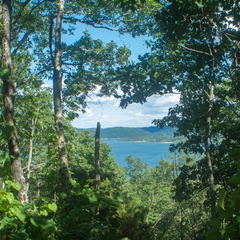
[{"left": 103, "top": 139, "right": 173, "bottom": 167}]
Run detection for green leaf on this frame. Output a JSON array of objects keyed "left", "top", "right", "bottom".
[
  {"left": 10, "top": 206, "right": 26, "bottom": 223},
  {"left": 5, "top": 180, "right": 21, "bottom": 191},
  {"left": 217, "top": 189, "right": 227, "bottom": 210},
  {"left": 30, "top": 217, "right": 39, "bottom": 227},
  {"left": 11, "top": 182, "right": 21, "bottom": 191},
  {"left": 58, "top": 192, "right": 67, "bottom": 199},
  {"left": 40, "top": 209, "right": 48, "bottom": 216},
  {"left": 6, "top": 195, "right": 14, "bottom": 204},
  {"left": 0, "top": 190, "right": 7, "bottom": 195},
  {"left": 48, "top": 203, "right": 57, "bottom": 213}
]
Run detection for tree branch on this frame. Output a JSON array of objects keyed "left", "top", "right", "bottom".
[
  {"left": 49, "top": 15, "right": 55, "bottom": 66},
  {"left": 62, "top": 17, "right": 119, "bottom": 32},
  {"left": 35, "top": 67, "right": 54, "bottom": 76},
  {"left": 12, "top": 30, "right": 34, "bottom": 54},
  {"left": 180, "top": 44, "right": 213, "bottom": 56}
]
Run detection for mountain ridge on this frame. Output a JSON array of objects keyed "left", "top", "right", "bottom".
[{"left": 76, "top": 126, "right": 180, "bottom": 142}]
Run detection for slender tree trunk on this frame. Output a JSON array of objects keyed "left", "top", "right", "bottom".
[
  {"left": 204, "top": 83, "right": 216, "bottom": 218},
  {"left": 26, "top": 114, "right": 38, "bottom": 193},
  {"left": 95, "top": 122, "right": 101, "bottom": 192},
  {"left": 1, "top": 0, "right": 28, "bottom": 203},
  {"left": 53, "top": 0, "right": 71, "bottom": 193},
  {"left": 179, "top": 206, "right": 184, "bottom": 240}
]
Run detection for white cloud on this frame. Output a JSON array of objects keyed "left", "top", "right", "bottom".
[
  {"left": 134, "top": 112, "right": 144, "bottom": 117},
  {"left": 72, "top": 93, "right": 180, "bottom": 128},
  {"left": 150, "top": 94, "right": 180, "bottom": 107}
]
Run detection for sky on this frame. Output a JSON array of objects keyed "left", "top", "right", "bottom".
[
  {"left": 72, "top": 93, "right": 180, "bottom": 129},
  {"left": 62, "top": 24, "right": 180, "bottom": 129}
]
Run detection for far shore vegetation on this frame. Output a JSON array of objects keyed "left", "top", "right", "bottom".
[{"left": 77, "top": 126, "right": 182, "bottom": 142}]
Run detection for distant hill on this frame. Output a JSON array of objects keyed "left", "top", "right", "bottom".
[{"left": 76, "top": 126, "right": 181, "bottom": 142}]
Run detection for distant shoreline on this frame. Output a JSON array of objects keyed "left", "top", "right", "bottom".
[
  {"left": 78, "top": 126, "right": 180, "bottom": 142},
  {"left": 132, "top": 141, "right": 174, "bottom": 143},
  {"left": 102, "top": 138, "right": 174, "bottom": 143}
]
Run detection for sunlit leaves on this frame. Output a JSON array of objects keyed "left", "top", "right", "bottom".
[
  {"left": 5, "top": 180, "right": 21, "bottom": 192},
  {"left": 47, "top": 203, "right": 57, "bottom": 213},
  {"left": 9, "top": 206, "right": 26, "bottom": 223},
  {"left": 63, "top": 31, "right": 131, "bottom": 114},
  {"left": 0, "top": 185, "right": 59, "bottom": 239}
]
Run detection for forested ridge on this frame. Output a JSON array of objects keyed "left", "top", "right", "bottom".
[
  {"left": 0, "top": 0, "right": 240, "bottom": 239},
  {"left": 77, "top": 126, "right": 180, "bottom": 142}
]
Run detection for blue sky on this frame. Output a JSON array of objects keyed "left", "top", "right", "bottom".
[
  {"left": 62, "top": 24, "right": 180, "bottom": 128},
  {"left": 72, "top": 93, "right": 180, "bottom": 129}
]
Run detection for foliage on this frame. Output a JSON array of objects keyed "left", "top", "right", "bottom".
[
  {"left": 207, "top": 153, "right": 240, "bottom": 240},
  {"left": 115, "top": 156, "right": 179, "bottom": 239},
  {"left": 59, "top": 31, "right": 131, "bottom": 117},
  {"left": 0, "top": 181, "right": 59, "bottom": 239},
  {"left": 1, "top": 0, "right": 240, "bottom": 239}
]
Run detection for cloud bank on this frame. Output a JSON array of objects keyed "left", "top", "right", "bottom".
[{"left": 72, "top": 93, "right": 180, "bottom": 129}]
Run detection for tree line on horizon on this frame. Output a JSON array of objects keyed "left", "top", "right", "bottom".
[
  {"left": 0, "top": 0, "right": 240, "bottom": 239},
  {"left": 77, "top": 126, "right": 180, "bottom": 142}
]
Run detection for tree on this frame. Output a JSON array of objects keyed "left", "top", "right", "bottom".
[
  {"left": 15, "top": 84, "right": 56, "bottom": 199},
  {"left": 33, "top": 0, "right": 157, "bottom": 193},
  {"left": 115, "top": 0, "right": 240, "bottom": 220},
  {"left": 1, "top": 0, "right": 28, "bottom": 203},
  {"left": 95, "top": 122, "right": 101, "bottom": 192},
  {"left": 51, "top": 0, "right": 71, "bottom": 193},
  {"left": 117, "top": 0, "right": 239, "bottom": 114},
  {"left": 152, "top": 0, "right": 240, "bottom": 220},
  {"left": 1, "top": 0, "right": 144, "bottom": 197}
]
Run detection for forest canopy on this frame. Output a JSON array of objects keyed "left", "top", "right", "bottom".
[{"left": 0, "top": 0, "right": 240, "bottom": 239}]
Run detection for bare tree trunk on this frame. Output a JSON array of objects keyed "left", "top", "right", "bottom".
[
  {"left": 26, "top": 114, "right": 38, "bottom": 193},
  {"left": 204, "top": 83, "right": 216, "bottom": 218},
  {"left": 52, "top": 0, "right": 71, "bottom": 193},
  {"left": 95, "top": 122, "right": 101, "bottom": 192},
  {"left": 1, "top": 0, "right": 28, "bottom": 203},
  {"left": 179, "top": 207, "right": 184, "bottom": 240}
]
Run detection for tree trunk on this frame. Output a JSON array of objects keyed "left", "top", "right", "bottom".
[
  {"left": 204, "top": 83, "right": 216, "bottom": 218},
  {"left": 95, "top": 122, "right": 101, "bottom": 192},
  {"left": 53, "top": 0, "right": 71, "bottom": 193},
  {"left": 1, "top": 0, "right": 28, "bottom": 203},
  {"left": 179, "top": 206, "right": 184, "bottom": 240},
  {"left": 26, "top": 114, "right": 38, "bottom": 193}
]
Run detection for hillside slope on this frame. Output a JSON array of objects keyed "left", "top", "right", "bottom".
[{"left": 77, "top": 126, "right": 181, "bottom": 142}]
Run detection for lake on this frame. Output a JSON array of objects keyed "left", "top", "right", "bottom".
[{"left": 103, "top": 139, "right": 173, "bottom": 167}]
